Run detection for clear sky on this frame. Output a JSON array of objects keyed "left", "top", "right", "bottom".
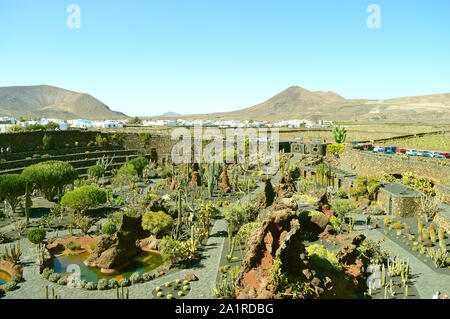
[{"left": 0, "top": 0, "right": 449, "bottom": 116}]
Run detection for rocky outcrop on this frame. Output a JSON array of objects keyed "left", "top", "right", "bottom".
[
  {"left": 85, "top": 215, "right": 148, "bottom": 273},
  {"left": 273, "top": 175, "right": 297, "bottom": 198},
  {"left": 236, "top": 208, "right": 368, "bottom": 299},
  {"left": 259, "top": 178, "right": 275, "bottom": 209},
  {"left": 221, "top": 167, "right": 231, "bottom": 193}
]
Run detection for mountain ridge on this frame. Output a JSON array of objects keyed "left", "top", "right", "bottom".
[{"left": 0, "top": 85, "right": 128, "bottom": 120}]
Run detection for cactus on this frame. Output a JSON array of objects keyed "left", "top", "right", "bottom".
[
  {"left": 404, "top": 285, "right": 408, "bottom": 299},
  {"left": 422, "top": 228, "right": 429, "bottom": 240},
  {"left": 332, "top": 125, "right": 347, "bottom": 144},
  {"left": 418, "top": 218, "right": 423, "bottom": 235},
  {"left": 25, "top": 182, "right": 32, "bottom": 224},
  {"left": 384, "top": 285, "right": 388, "bottom": 299},
  {"left": 389, "top": 279, "right": 394, "bottom": 296},
  {"left": 116, "top": 286, "right": 129, "bottom": 299},
  {"left": 381, "top": 264, "right": 386, "bottom": 287},
  {"left": 430, "top": 229, "right": 437, "bottom": 243}
]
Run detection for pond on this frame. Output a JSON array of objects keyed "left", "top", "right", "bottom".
[
  {"left": 0, "top": 270, "right": 11, "bottom": 286},
  {"left": 53, "top": 251, "right": 163, "bottom": 283}
]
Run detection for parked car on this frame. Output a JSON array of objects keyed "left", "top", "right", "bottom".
[
  {"left": 439, "top": 152, "right": 450, "bottom": 159},
  {"left": 395, "top": 149, "right": 407, "bottom": 154},
  {"left": 373, "top": 146, "right": 385, "bottom": 153},
  {"left": 421, "top": 152, "right": 432, "bottom": 158},
  {"left": 431, "top": 152, "right": 446, "bottom": 159},
  {"left": 406, "top": 150, "right": 418, "bottom": 156}
]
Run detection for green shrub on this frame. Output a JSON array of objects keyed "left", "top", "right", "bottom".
[
  {"left": 85, "top": 282, "right": 97, "bottom": 290},
  {"left": 306, "top": 244, "right": 341, "bottom": 272},
  {"left": 2, "top": 281, "right": 17, "bottom": 291},
  {"left": 119, "top": 278, "right": 130, "bottom": 287},
  {"left": 326, "top": 144, "right": 346, "bottom": 154},
  {"left": 330, "top": 200, "right": 355, "bottom": 217},
  {"left": 129, "top": 156, "right": 149, "bottom": 178},
  {"left": 97, "top": 278, "right": 108, "bottom": 290},
  {"left": 141, "top": 211, "right": 174, "bottom": 237},
  {"left": 119, "top": 163, "right": 137, "bottom": 176},
  {"left": 101, "top": 222, "right": 117, "bottom": 235},
  {"left": 27, "top": 228, "right": 46, "bottom": 245},
  {"left": 159, "top": 236, "right": 199, "bottom": 266},
  {"left": 22, "top": 161, "right": 78, "bottom": 201},
  {"left": 142, "top": 272, "right": 153, "bottom": 282},
  {"left": 6, "top": 124, "right": 24, "bottom": 133},
  {"left": 356, "top": 238, "right": 391, "bottom": 265},
  {"left": 42, "top": 134, "right": 53, "bottom": 150},
  {"left": 48, "top": 273, "right": 61, "bottom": 283},
  {"left": 223, "top": 202, "right": 249, "bottom": 234},
  {"left": 159, "top": 169, "right": 172, "bottom": 179},
  {"left": 0, "top": 174, "right": 28, "bottom": 214},
  {"left": 329, "top": 216, "right": 343, "bottom": 230},
  {"left": 114, "top": 196, "right": 126, "bottom": 206},
  {"left": 66, "top": 242, "right": 82, "bottom": 251},
  {"left": 130, "top": 271, "right": 142, "bottom": 284},
  {"left": 337, "top": 188, "right": 347, "bottom": 198},
  {"left": 87, "top": 165, "right": 105, "bottom": 179},
  {"left": 61, "top": 185, "right": 107, "bottom": 214},
  {"left": 108, "top": 279, "right": 119, "bottom": 289},
  {"left": 57, "top": 278, "right": 68, "bottom": 285},
  {"left": 25, "top": 123, "right": 46, "bottom": 131},
  {"left": 42, "top": 268, "right": 54, "bottom": 279}
]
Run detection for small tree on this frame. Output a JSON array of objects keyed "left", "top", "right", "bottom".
[
  {"left": 27, "top": 228, "right": 46, "bottom": 265},
  {"left": 0, "top": 174, "right": 28, "bottom": 214},
  {"left": 61, "top": 185, "right": 107, "bottom": 214},
  {"left": 102, "top": 221, "right": 117, "bottom": 235},
  {"left": 22, "top": 161, "right": 78, "bottom": 201},
  {"left": 42, "top": 134, "right": 53, "bottom": 150},
  {"left": 87, "top": 165, "right": 105, "bottom": 183},
  {"left": 332, "top": 125, "right": 347, "bottom": 144},
  {"left": 129, "top": 156, "right": 149, "bottom": 178},
  {"left": 141, "top": 211, "right": 174, "bottom": 237}
]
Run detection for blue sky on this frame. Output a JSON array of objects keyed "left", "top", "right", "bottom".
[{"left": 0, "top": 0, "right": 449, "bottom": 116}]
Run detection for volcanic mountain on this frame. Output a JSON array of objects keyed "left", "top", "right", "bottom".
[{"left": 0, "top": 85, "right": 128, "bottom": 120}]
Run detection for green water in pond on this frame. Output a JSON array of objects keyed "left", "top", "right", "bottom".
[
  {"left": 53, "top": 251, "right": 163, "bottom": 283},
  {"left": 0, "top": 270, "right": 11, "bottom": 285}
]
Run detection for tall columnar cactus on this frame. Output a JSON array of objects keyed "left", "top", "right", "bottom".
[
  {"left": 205, "top": 162, "right": 222, "bottom": 197},
  {"left": 332, "top": 125, "right": 347, "bottom": 144},
  {"left": 25, "top": 182, "right": 32, "bottom": 225}
]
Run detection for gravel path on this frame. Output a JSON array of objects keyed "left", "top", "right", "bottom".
[
  {"left": 353, "top": 214, "right": 450, "bottom": 299},
  {"left": 1, "top": 212, "right": 229, "bottom": 299}
]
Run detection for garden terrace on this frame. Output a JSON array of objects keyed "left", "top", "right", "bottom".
[
  {"left": 299, "top": 164, "right": 357, "bottom": 191},
  {"left": 0, "top": 148, "right": 141, "bottom": 177},
  {"left": 0, "top": 145, "right": 124, "bottom": 162}
]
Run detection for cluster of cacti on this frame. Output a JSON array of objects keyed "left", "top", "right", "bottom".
[
  {"left": 438, "top": 227, "right": 445, "bottom": 242},
  {"left": 205, "top": 162, "right": 222, "bottom": 197},
  {"left": 427, "top": 247, "right": 449, "bottom": 268},
  {"left": 45, "top": 286, "right": 61, "bottom": 299},
  {"left": 347, "top": 212, "right": 355, "bottom": 233},
  {"left": 418, "top": 218, "right": 423, "bottom": 235},
  {"left": 404, "top": 224, "right": 410, "bottom": 234},
  {"left": 1, "top": 243, "right": 21, "bottom": 264},
  {"left": 116, "top": 286, "right": 129, "bottom": 299},
  {"left": 387, "top": 256, "right": 409, "bottom": 278}
]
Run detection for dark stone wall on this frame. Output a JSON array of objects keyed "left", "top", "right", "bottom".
[
  {"left": 0, "top": 130, "right": 106, "bottom": 153},
  {"left": 340, "top": 148, "right": 450, "bottom": 185}
]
